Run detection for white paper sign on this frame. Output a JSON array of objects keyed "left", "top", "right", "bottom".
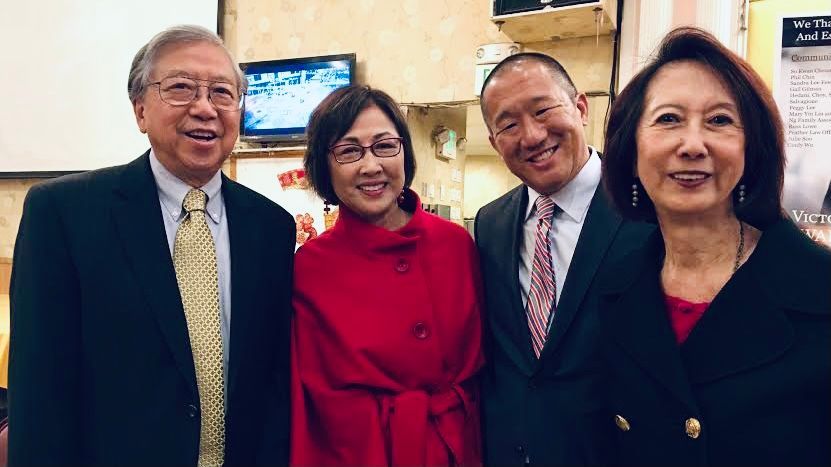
[{"left": 774, "top": 13, "right": 831, "bottom": 246}]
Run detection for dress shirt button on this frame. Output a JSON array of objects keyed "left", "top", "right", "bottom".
[
  {"left": 186, "top": 404, "right": 198, "bottom": 419},
  {"left": 412, "top": 322, "right": 430, "bottom": 339},
  {"left": 685, "top": 417, "right": 701, "bottom": 439},
  {"left": 680, "top": 305, "right": 694, "bottom": 314},
  {"left": 395, "top": 258, "right": 409, "bottom": 273},
  {"left": 615, "top": 414, "right": 631, "bottom": 431}
]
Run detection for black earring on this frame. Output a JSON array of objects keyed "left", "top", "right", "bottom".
[
  {"left": 737, "top": 184, "right": 746, "bottom": 204},
  {"left": 631, "top": 181, "right": 639, "bottom": 208}
]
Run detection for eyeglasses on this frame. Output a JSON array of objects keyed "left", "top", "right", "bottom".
[
  {"left": 329, "top": 137, "right": 403, "bottom": 164},
  {"left": 148, "top": 76, "right": 244, "bottom": 112}
]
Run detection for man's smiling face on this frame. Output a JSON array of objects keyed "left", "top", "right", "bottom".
[{"left": 483, "top": 61, "right": 590, "bottom": 195}]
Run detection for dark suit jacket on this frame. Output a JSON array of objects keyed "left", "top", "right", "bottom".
[
  {"left": 475, "top": 182, "right": 653, "bottom": 466},
  {"left": 599, "top": 218, "right": 831, "bottom": 466},
  {"left": 8, "top": 152, "right": 295, "bottom": 466}
]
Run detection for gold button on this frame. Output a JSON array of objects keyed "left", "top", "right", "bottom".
[
  {"left": 685, "top": 417, "right": 701, "bottom": 439},
  {"left": 614, "top": 415, "right": 630, "bottom": 432}
]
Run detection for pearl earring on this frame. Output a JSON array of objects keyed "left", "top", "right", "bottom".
[
  {"left": 737, "top": 184, "right": 746, "bottom": 204},
  {"left": 631, "top": 182, "right": 639, "bottom": 207}
]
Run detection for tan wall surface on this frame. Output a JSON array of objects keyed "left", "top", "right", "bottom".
[
  {"left": 407, "top": 106, "right": 467, "bottom": 220},
  {"left": 0, "top": 179, "right": 41, "bottom": 260},
  {"left": 463, "top": 155, "right": 521, "bottom": 219},
  {"left": 1, "top": 258, "right": 11, "bottom": 294},
  {"left": 224, "top": 0, "right": 510, "bottom": 103}
]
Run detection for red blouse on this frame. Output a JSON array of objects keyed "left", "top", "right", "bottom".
[
  {"left": 290, "top": 190, "right": 484, "bottom": 466},
  {"left": 664, "top": 295, "right": 710, "bottom": 344}
]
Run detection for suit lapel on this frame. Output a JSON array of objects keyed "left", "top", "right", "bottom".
[
  {"left": 222, "top": 177, "right": 261, "bottom": 402},
  {"left": 111, "top": 152, "right": 197, "bottom": 396},
  {"left": 540, "top": 187, "right": 620, "bottom": 360},
  {"left": 488, "top": 186, "right": 536, "bottom": 374},
  {"left": 680, "top": 233, "right": 794, "bottom": 385},
  {"left": 606, "top": 237, "right": 698, "bottom": 412}
]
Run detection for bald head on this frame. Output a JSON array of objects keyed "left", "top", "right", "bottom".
[{"left": 480, "top": 52, "right": 577, "bottom": 127}]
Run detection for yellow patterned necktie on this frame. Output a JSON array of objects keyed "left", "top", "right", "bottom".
[{"left": 173, "top": 188, "right": 225, "bottom": 466}]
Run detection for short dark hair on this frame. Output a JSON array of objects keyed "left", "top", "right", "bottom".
[
  {"left": 479, "top": 52, "right": 578, "bottom": 125},
  {"left": 602, "top": 27, "right": 785, "bottom": 228},
  {"left": 304, "top": 85, "right": 417, "bottom": 204}
]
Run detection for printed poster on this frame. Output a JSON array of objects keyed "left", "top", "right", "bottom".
[{"left": 774, "top": 13, "right": 831, "bottom": 246}]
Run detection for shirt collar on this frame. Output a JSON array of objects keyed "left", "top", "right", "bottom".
[
  {"left": 149, "top": 149, "right": 224, "bottom": 224},
  {"left": 525, "top": 146, "right": 600, "bottom": 223}
]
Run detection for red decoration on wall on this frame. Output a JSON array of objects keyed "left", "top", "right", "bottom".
[
  {"left": 295, "top": 212, "right": 318, "bottom": 245},
  {"left": 278, "top": 168, "right": 309, "bottom": 190}
]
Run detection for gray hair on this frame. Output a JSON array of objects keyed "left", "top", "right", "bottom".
[{"left": 127, "top": 24, "right": 247, "bottom": 103}]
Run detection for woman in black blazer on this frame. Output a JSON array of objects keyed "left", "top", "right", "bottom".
[{"left": 599, "top": 27, "right": 830, "bottom": 466}]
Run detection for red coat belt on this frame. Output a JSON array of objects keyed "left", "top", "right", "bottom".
[{"left": 378, "top": 384, "right": 474, "bottom": 466}]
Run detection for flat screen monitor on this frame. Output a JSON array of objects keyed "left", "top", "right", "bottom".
[{"left": 240, "top": 53, "right": 356, "bottom": 143}]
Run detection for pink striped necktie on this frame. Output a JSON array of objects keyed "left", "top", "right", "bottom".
[{"left": 527, "top": 195, "right": 557, "bottom": 358}]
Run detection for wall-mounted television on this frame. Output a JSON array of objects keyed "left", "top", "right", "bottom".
[{"left": 240, "top": 53, "right": 356, "bottom": 143}]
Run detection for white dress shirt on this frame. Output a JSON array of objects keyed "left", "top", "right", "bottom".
[
  {"left": 519, "top": 147, "right": 601, "bottom": 330},
  {"left": 149, "top": 151, "right": 232, "bottom": 386}
]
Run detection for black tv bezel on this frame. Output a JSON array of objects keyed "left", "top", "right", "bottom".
[{"left": 238, "top": 53, "right": 356, "bottom": 144}]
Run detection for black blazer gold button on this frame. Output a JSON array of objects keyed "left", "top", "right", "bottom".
[
  {"left": 615, "top": 415, "right": 630, "bottom": 432},
  {"left": 685, "top": 417, "right": 701, "bottom": 439}
]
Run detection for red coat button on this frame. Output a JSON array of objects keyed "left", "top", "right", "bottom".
[
  {"left": 412, "top": 322, "right": 430, "bottom": 339},
  {"left": 395, "top": 259, "right": 409, "bottom": 273}
]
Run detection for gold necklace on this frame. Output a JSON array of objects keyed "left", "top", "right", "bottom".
[{"left": 733, "top": 221, "right": 745, "bottom": 273}]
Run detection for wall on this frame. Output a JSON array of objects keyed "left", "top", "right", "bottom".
[
  {"left": 407, "top": 106, "right": 467, "bottom": 218},
  {"left": 463, "top": 155, "right": 521, "bottom": 219},
  {"left": 224, "top": 0, "right": 509, "bottom": 104},
  {"left": 0, "top": 180, "right": 40, "bottom": 259}
]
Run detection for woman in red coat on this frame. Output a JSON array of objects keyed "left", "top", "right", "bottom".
[{"left": 290, "top": 85, "right": 484, "bottom": 466}]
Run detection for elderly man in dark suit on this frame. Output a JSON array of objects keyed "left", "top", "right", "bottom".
[
  {"left": 9, "top": 25, "right": 294, "bottom": 466},
  {"left": 475, "top": 52, "right": 652, "bottom": 466}
]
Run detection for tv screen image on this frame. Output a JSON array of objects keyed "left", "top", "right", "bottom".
[{"left": 240, "top": 53, "right": 356, "bottom": 142}]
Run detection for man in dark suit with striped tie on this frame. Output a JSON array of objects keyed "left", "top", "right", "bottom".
[{"left": 475, "top": 52, "right": 652, "bottom": 466}]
